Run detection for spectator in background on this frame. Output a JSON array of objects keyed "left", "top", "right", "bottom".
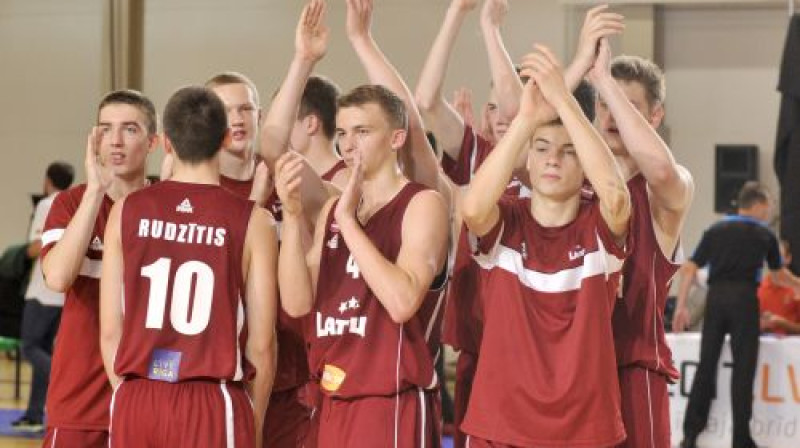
[
  {"left": 759, "top": 239, "right": 800, "bottom": 335},
  {"left": 12, "top": 161, "right": 75, "bottom": 432}
]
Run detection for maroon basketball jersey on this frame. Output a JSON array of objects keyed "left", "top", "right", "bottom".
[
  {"left": 461, "top": 199, "right": 627, "bottom": 447},
  {"left": 321, "top": 159, "right": 347, "bottom": 182},
  {"left": 40, "top": 184, "right": 114, "bottom": 430},
  {"left": 310, "top": 182, "right": 444, "bottom": 398},
  {"left": 220, "top": 174, "right": 254, "bottom": 199},
  {"left": 113, "top": 181, "right": 254, "bottom": 382},
  {"left": 612, "top": 174, "right": 681, "bottom": 379}
]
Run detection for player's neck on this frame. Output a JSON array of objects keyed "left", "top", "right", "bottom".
[
  {"left": 108, "top": 173, "right": 148, "bottom": 201},
  {"left": 170, "top": 159, "right": 220, "bottom": 185},
  {"left": 219, "top": 148, "right": 254, "bottom": 181},
  {"left": 528, "top": 193, "right": 580, "bottom": 228},
  {"left": 614, "top": 154, "right": 640, "bottom": 181},
  {"left": 304, "top": 139, "right": 340, "bottom": 177},
  {"left": 359, "top": 164, "right": 407, "bottom": 217}
]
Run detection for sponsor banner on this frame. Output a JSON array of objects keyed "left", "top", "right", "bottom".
[{"left": 668, "top": 333, "right": 800, "bottom": 448}]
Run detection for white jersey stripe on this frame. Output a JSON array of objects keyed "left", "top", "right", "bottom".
[
  {"left": 424, "top": 289, "right": 445, "bottom": 343},
  {"left": 394, "top": 325, "right": 403, "bottom": 448},
  {"left": 79, "top": 257, "right": 103, "bottom": 279},
  {"left": 41, "top": 228, "right": 65, "bottom": 247},
  {"left": 645, "top": 370, "right": 656, "bottom": 448},
  {"left": 219, "top": 382, "right": 235, "bottom": 448},
  {"left": 108, "top": 381, "right": 123, "bottom": 447},
  {"left": 234, "top": 298, "right": 244, "bottom": 381},
  {"left": 472, "top": 231, "right": 624, "bottom": 293},
  {"left": 418, "top": 388, "right": 426, "bottom": 448},
  {"left": 51, "top": 428, "right": 58, "bottom": 448}
]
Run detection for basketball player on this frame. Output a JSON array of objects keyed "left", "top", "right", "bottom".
[
  {"left": 459, "top": 45, "right": 630, "bottom": 447},
  {"left": 275, "top": 83, "right": 449, "bottom": 447},
  {"left": 39, "top": 90, "right": 158, "bottom": 447},
  {"left": 99, "top": 86, "right": 278, "bottom": 447}
]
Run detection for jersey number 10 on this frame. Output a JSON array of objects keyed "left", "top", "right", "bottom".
[{"left": 141, "top": 258, "right": 214, "bottom": 335}]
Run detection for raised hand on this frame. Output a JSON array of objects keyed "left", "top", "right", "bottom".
[
  {"left": 451, "top": 87, "right": 476, "bottom": 128},
  {"left": 275, "top": 152, "right": 305, "bottom": 217},
  {"left": 296, "top": 0, "right": 329, "bottom": 63},
  {"left": 345, "top": 0, "right": 373, "bottom": 41},
  {"left": 480, "top": 0, "right": 508, "bottom": 29},
  {"left": 334, "top": 150, "right": 364, "bottom": 225},
  {"left": 587, "top": 38, "right": 613, "bottom": 83},
  {"left": 519, "top": 45, "right": 569, "bottom": 109},
  {"left": 573, "top": 5, "right": 624, "bottom": 76},
  {"left": 85, "top": 127, "right": 112, "bottom": 194}
]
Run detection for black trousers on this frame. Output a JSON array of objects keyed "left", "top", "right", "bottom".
[{"left": 683, "top": 281, "right": 760, "bottom": 448}]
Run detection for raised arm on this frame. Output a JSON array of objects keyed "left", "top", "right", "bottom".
[
  {"left": 260, "top": 0, "right": 329, "bottom": 169},
  {"left": 589, "top": 39, "right": 693, "bottom": 245},
  {"left": 523, "top": 45, "right": 631, "bottom": 238},
  {"left": 99, "top": 199, "right": 124, "bottom": 389},
  {"left": 414, "top": 0, "right": 477, "bottom": 161},
  {"left": 345, "top": 0, "right": 439, "bottom": 189},
  {"left": 564, "top": 4, "right": 624, "bottom": 91},
  {"left": 480, "top": 0, "right": 522, "bottom": 124},
  {"left": 333, "top": 155, "right": 448, "bottom": 324},
  {"left": 43, "top": 128, "right": 110, "bottom": 292},
  {"left": 242, "top": 206, "right": 279, "bottom": 446}
]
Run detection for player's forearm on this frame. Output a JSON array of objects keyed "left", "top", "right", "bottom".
[
  {"left": 42, "top": 190, "right": 105, "bottom": 292},
  {"left": 676, "top": 262, "right": 699, "bottom": 308},
  {"left": 278, "top": 217, "right": 315, "bottom": 317},
  {"left": 416, "top": 3, "right": 470, "bottom": 112},
  {"left": 593, "top": 75, "right": 692, "bottom": 211},
  {"left": 555, "top": 93, "right": 631, "bottom": 229},
  {"left": 338, "top": 219, "right": 427, "bottom": 324},
  {"left": 246, "top": 336, "right": 275, "bottom": 448},
  {"left": 481, "top": 20, "right": 522, "bottom": 122},
  {"left": 462, "top": 116, "right": 531, "bottom": 226},
  {"left": 260, "top": 56, "right": 317, "bottom": 169}
]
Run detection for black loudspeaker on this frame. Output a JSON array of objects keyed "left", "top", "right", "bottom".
[{"left": 715, "top": 145, "right": 758, "bottom": 213}]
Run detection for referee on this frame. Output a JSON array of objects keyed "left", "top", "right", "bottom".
[{"left": 673, "top": 182, "right": 800, "bottom": 448}]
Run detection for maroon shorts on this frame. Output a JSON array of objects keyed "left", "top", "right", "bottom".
[
  {"left": 317, "top": 387, "right": 441, "bottom": 448},
  {"left": 42, "top": 427, "right": 108, "bottom": 448},
  {"left": 109, "top": 378, "right": 254, "bottom": 448},
  {"left": 453, "top": 351, "right": 478, "bottom": 448},
  {"left": 615, "top": 367, "right": 671, "bottom": 448},
  {"left": 263, "top": 385, "right": 314, "bottom": 448}
]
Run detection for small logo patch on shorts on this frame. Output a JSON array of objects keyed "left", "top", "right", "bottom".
[
  {"left": 320, "top": 364, "right": 346, "bottom": 392},
  {"left": 147, "top": 349, "right": 182, "bottom": 383}
]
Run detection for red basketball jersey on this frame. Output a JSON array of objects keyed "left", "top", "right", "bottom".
[
  {"left": 220, "top": 174, "right": 254, "bottom": 199},
  {"left": 462, "top": 199, "right": 627, "bottom": 447},
  {"left": 611, "top": 174, "right": 681, "bottom": 379},
  {"left": 310, "top": 182, "right": 444, "bottom": 398},
  {"left": 113, "top": 181, "right": 255, "bottom": 382},
  {"left": 40, "top": 184, "right": 114, "bottom": 430},
  {"left": 321, "top": 159, "right": 347, "bottom": 182}
]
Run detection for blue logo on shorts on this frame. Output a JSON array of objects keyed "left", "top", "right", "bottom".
[{"left": 147, "top": 349, "right": 182, "bottom": 383}]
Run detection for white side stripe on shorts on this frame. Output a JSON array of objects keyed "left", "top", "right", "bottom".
[{"left": 219, "top": 381, "right": 235, "bottom": 448}]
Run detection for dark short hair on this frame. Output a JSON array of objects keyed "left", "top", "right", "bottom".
[
  {"left": 46, "top": 161, "right": 75, "bottom": 191},
  {"left": 97, "top": 89, "right": 158, "bottom": 135},
  {"left": 204, "top": 71, "right": 260, "bottom": 106},
  {"left": 163, "top": 86, "right": 228, "bottom": 164},
  {"left": 300, "top": 75, "right": 341, "bottom": 140},
  {"left": 337, "top": 85, "right": 407, "bottom": 131},
  {"left": 539, "top": 80, "right": 596, "bottom": 127},
  {"left": 610, "top": 55, "right": 666, "bottom": 107},
  {"left": 737, "top": 181, "right": 770, "bottom": 209}
]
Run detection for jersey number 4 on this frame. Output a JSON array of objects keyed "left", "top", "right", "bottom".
[{"left": 141, "top": 258, "right": 214, "bottom": 335}]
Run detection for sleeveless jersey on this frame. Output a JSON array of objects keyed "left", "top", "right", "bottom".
[
  {"left": 114, "top": 181, "right": 254, "bottom": 382},
  {"left": 310, "top": 182, "right": 444, "bottom": 398},
  {"left": 220, "top": 174, "right": 254, "bottom": 199},
  {"left": 321, "top": 159, "right": 347, "bottom": 182},
  {"left": 462, "top": 199, "right": 627, "bottom": 447},
  {"left": 40, "top": 184, "right": 114, "bottom": 430},
  {"left": 611, "top": 174, "right": 681, "bottom": 379}
]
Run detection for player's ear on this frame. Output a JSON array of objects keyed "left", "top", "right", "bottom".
[
  {"left": 305, "top": 114, "right": 321, "bottom": 136},
  {"left": 147, "top": 133, "right": 161, "bottom": 154},
  {"left": 389, "top": 128, "right": 407, "bottom": 152},
  {"left": 162, "top": 135, "right": 174, "bottom": 155},
  {"left": 649, "top": 102, "right": 665, "bottom": 129}
]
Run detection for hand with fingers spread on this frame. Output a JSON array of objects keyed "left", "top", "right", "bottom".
[
  {"left": 587, "top": 38, "right": 613, "bottom": 84},
  {"left": 480, "top": 0, "right": 508, "bottom": 29},
  {"left": 85, "top": 127, "right": 112, "bottom": 194},
  {"left": 451, "top": 87, "right": 476, "bottom": 128},
  {"left": 249, "top": 161, "right": 273, "bottom": 207},
  {"left": 520, "top": 45, "right": 570, "bottom": 110},
  {"left": 345, "top": 0, "right": 373, "bottom": 42},
  {"left": 334, "top": 152, "right": 364, "bottom": 225},
  {"left": 275, "top": 152, "right": 306, "bottom": 218},
  {"left": 296, "top": 0, "right": 329, "bottom": 63},
  {"left": 573, "top": 5, "right": 624, "bottom": 77}
]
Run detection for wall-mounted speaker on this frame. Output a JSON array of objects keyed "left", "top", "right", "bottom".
[{"left": 715, "top": 145, "right": 758, "bottom": 213}]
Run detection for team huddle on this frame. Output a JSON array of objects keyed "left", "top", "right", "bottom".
[{"left": 37, "top": 1, "right": 694, "bottom": 447}]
